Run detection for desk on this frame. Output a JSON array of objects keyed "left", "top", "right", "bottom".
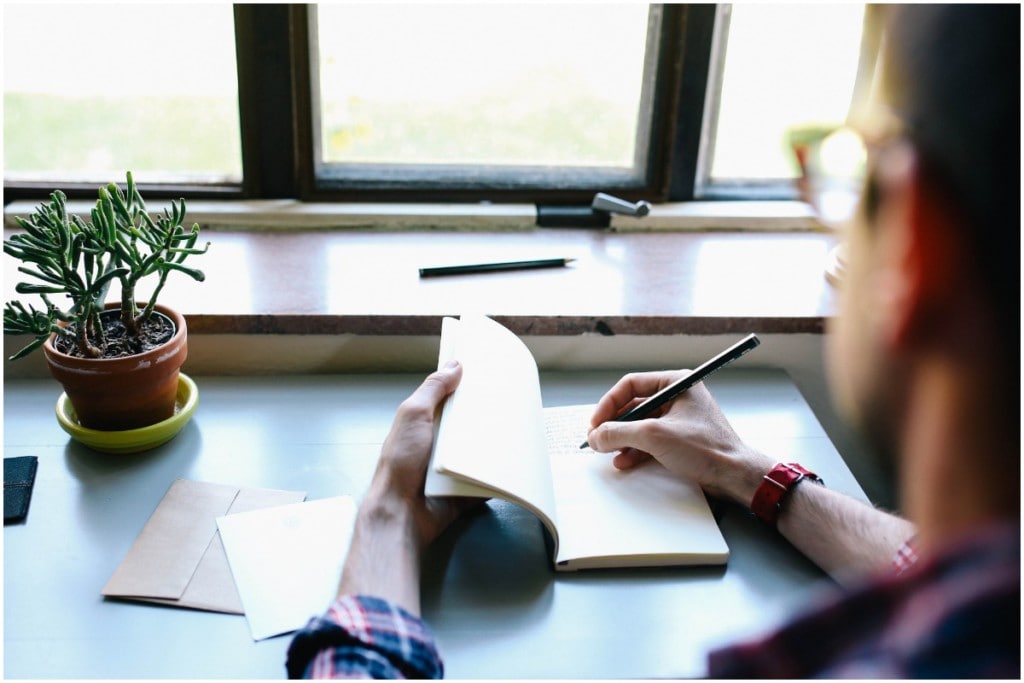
[{"left": 4, "top": 369, "right": 867, "bottom": 679}]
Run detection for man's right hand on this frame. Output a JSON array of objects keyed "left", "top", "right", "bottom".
[{"left": 584, "top": 370, "right": 774, "bottom": 505}]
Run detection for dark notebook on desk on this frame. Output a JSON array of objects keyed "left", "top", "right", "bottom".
[{"left": 5, "top": 455, "right": 39, "bottom": 524}]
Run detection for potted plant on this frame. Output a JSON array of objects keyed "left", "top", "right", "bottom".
[{"left": 4, "top": 172, "right": 209, "bottom": 435}]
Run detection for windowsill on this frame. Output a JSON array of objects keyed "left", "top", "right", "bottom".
[
  {"left": 4, "top": 199, "right": 820, "bottom": 232},
  {"left": 5, "top": 198, "right": 838, "bottom": 377},
  {"left": 4, "top": 212, "right": 837, "bottom": 338}
]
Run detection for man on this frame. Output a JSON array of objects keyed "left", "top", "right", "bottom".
[{"left": 287, "top": 5, "right": 1019, "bottom": 678}]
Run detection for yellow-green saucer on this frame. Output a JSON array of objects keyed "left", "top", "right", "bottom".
[{"left": 55, "top": 373, "right": 198, "bottom": 454}]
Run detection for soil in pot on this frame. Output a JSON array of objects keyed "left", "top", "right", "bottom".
[{"left": 53, "top": 309, "right": 175, "bottom": 359}]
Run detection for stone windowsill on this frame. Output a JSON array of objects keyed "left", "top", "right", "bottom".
[{"left": 3, "top": 200, "right": 840, "bottom": 376}]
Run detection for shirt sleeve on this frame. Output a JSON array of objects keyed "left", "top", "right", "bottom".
[
  {"left": 891, "top": 536, "right": 919, "bottom": 576},
  {"left": 286, "top": 595, "right": 444, "bottom": 679}
]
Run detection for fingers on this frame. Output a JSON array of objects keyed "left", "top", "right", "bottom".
[
  {"left": 587, "top": 418, "right": 661, "bottom": 456},
  {"left": 380, "top": 362, "right": 462, "bottom": 474},
  {"left": 611, "top": 448, "right": 651, "bottom": 471},
  {"left": 589, "top": 370, "right": 687, "bottom": 427},
  {"left": 417, "top": 360, "right": 463, "bottom": 405},
  {"left": 429, "top": 495, "right": 488, "bottom": 530},
  {"left": 397, "top": 360, "right": 462, "bottom": 420}
]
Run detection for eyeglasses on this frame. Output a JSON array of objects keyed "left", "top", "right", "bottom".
[
  {"left": 789, "top": 104, "right": 913, "bottom": 232},
  {"left": 788, "top": 124, "right": 869, "bottom": 231}
]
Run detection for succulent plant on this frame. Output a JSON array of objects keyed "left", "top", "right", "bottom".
[{"left": 3, "top": 172, "right": 209, "bottom": 360}]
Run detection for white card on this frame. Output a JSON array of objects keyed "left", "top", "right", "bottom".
[{"left": 217, "top": 496, "right": 357, "bottom": 641}]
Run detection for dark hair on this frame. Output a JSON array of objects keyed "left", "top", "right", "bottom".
[{"left": 882, "top": 5, "right": 1020, "bottom": 334}]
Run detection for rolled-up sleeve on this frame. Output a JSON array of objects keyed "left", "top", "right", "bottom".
[{"left": 287, "top": 595, "right": 443, "bottom": 679}]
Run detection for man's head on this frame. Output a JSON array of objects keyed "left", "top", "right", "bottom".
[
  {"left": 827, "top": 5, "right": 1020, "bottom": 474},
  {"left": 881, "top": 4, "right": 1020, "bottom": 319}
]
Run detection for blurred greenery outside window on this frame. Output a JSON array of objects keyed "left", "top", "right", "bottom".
[
  {"left": 3, "top": 3, "right": 242, "bottom": 186},
  {"left": 3, "top": 3, "right": 865, "bottom": 204},
  {"left": 311, "top": 4, "right": 653, "bottom": 192}
]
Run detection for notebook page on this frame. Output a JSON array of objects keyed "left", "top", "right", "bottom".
[
  {"left": 543, "top": 405, "right": 728, "bottom": 569},
  {"left": 427, "top": 315, "right": 559, "bottom": 534}
]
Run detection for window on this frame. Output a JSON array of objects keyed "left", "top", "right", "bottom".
[
  {"left": 305, "top": 4, "right": 666, "bottom": 200},
  {"left": 699, "top": 4, "right": 868, "bottom": 199},
  {"left": 3, "top": 4, "right": 241, "bottom": 193},
  {"left": 3, "top": 4, "right": 869, "bottom": 207}
]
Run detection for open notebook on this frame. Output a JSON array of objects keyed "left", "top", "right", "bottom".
[{"left": 425, "top": 314, "right": 728, "bottom": 571}]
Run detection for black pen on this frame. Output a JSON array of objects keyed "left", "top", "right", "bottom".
[
  {"left": 419, "top": 257, "right": 576, "bottom": 278},
  {"left": 580, "top": 333, "right": 761, "bottom": 449}
]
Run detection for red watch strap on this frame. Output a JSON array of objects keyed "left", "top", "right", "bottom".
[{"left": 750, "top": 462, "right": 823, "bottom": 527}]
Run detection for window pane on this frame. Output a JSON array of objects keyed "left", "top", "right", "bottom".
[
  {"left": 313, "top": 4, "right": 653, "bottom": 188},
  {"left": 706, "top": 4, "right": 865, "bottom": 185},
  {"left": 3, "top": 3, "right": 241, "bottom": 185}
]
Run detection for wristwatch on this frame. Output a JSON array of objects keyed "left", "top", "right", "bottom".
[{"left": 750, "top": 462, "right": 824, "bottom": 527}]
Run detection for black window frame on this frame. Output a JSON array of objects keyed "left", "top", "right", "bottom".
[
  {"left": 295, "top": 4, "right": 686, "bottom": 204},
  {"left": 3, "top": 4, "right": 774, "bottom": 206}
]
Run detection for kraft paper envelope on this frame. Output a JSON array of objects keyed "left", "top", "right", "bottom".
[{"left": 102, "top": 479, "right": 306, "bottom": 614}]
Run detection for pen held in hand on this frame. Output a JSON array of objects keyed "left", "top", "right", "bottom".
[
  {"left": 579, "top": 333, "right": 761, "bottom": 449},
  {"left": 419, "top": 257, "right": 576, "bottom": 278}
]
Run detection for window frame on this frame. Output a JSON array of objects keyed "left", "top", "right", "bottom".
[
  {"left": 0, "top": 4, "right": 801, "bottom": 206},
  {"left": 293, "top": 4, "right": 689, "bottom": 204}
]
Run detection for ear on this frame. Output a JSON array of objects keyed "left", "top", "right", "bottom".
[{"left": 871, "top": 143, "right": 960, "bottom": 352}]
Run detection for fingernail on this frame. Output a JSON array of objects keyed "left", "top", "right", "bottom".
[{"left": 444, "top": 359, "right": 460, "bottom": 369}]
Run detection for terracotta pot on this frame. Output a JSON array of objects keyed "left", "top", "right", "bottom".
[{"left": 42, "top": 303, "right": 188, "bottom": 431}]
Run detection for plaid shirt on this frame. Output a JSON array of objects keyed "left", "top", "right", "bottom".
[
  {"left": 286, "top": 595, "right": 443, "bottom": 679},
  {"left": 288, "top": 523, "right": 1019, "bottom": 679},
  {"left": 709, "top": 522, "right": 1020, "bottom": 678}
]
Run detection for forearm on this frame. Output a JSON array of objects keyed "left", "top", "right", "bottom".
[
  {"left": 290, "top": 495, "right": 439, "bottom": 679},
  {"left": 716, "top": 455, "right": 914, "bottom": 584},
  {"left": 777, "top": 482, "right": 915, "bottom": 584},
  {"left": 659, "top": 440, "right": 914, "bottom": 583},
  {"left": 337, "top": 491, "right": 423, "bottom": 616},
  {"left": 289, "top": 364, "right": 463, "bottom": 678}
]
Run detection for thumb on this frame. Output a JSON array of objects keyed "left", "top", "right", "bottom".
[
  {"left": 416, "top": 360, "right": 463, "bottom": 407},
  {"left": 587, "top": 419, "right": 653, "bottom": 455}
]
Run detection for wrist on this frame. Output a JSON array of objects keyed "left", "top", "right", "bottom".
[
  {"left": 359, "top": 487, "right": 416, "bottom": 531},
  {"left": 750, "top": 462, "right": 824, "bottom": 527},
  {"left": 719, "top": 450, "right": 775, "bottom": 505},
  {"left": 339, "top": 495, "right": 423, "bottom": 615}
]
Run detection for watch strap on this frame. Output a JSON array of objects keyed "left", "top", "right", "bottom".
[{"left": 750, "top": 462, "right": 823, "bottom": 527}]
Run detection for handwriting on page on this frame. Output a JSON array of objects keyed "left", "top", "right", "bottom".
[{"left": 543, "top": 405, "right": 594, "bottom": 457}]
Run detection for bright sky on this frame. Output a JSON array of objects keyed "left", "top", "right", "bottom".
[
  {"left": 316, "top": 4, "right": 649, "bottom": 102},
  {"left": 3, "top": 3, "right": 238, "bottom": 96}
]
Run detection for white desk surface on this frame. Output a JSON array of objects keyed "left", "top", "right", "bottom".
[{"left": 4, "top": 369, "right": 867, "bottom": 679}]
